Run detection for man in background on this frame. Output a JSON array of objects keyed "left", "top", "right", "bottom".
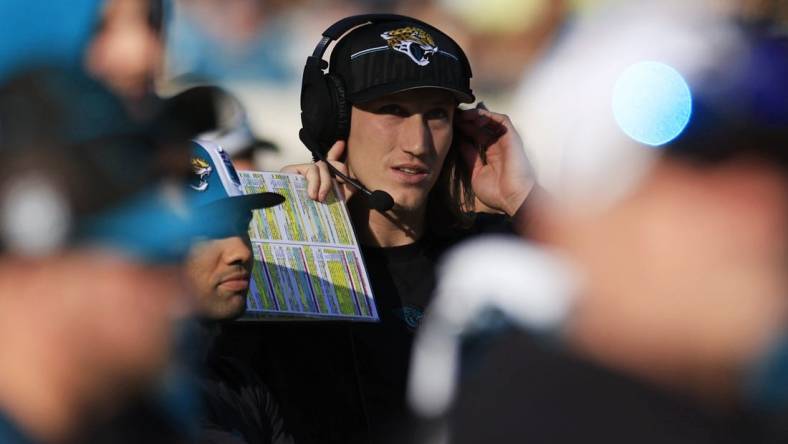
[{"left": 184, "top": 141, "right": 293, "bottom": 444}]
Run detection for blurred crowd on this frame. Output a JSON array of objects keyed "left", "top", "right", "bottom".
[{"left": 0, "top": 0, "right": 786, "bottom": 443}]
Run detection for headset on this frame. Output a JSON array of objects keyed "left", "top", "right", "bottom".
[{"left": 298, "top": 14, "right": 473, "bottom": 211}]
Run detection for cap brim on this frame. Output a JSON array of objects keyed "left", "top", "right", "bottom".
[
  {"left": 230, "top": 192, "right": 285, "bottom": 211},
  {"left": 77, "top": 186, "right": 216, "bottom": 263},
  {"left": 197, "top": 192, "right": 285, "bottom": 239},
  {"left": 204, "top": 192, "right": 285, "bottom": 215},
  {"left": 80, "top": 190, "right": 285, "bottom": 260},
  {"left": 350, "top": 83, "right": 475, "bottom": 104}
]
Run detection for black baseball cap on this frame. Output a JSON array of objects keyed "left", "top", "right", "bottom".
[{"left": 330, "top": 20, "right": 474, "bottom": 104}]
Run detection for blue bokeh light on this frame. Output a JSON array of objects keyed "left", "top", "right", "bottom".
[{"left": 612, "top": 61, "right": 693, "bottom": 146}]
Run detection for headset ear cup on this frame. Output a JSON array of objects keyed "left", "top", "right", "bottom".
[
  {"left": 300, "top": 58, "right": 335, "bottom": 159},
  {"left": 326, "top": 73, "right": 350, "bottom": 144}
]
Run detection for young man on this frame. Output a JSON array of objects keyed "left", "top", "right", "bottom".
[{"left": 253, "top": 16, "right": 543, "bottom": 443}]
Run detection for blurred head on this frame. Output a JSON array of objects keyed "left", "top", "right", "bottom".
[
  {"left": 85, "top": 0, "right": 164, "bottom": 103},
  {"left": 542, "top": 29, "right": 788, "bottom": 403},
  {"left": 326, "top": 18, "right": 475, "bottom": 222},
  {"left": 183, "top": 141, "right": 283, "bottom": 321},
  {"left": 0, "top": 67, "right": 199, "bottom": 422},
  {"left": 170, "top": 84, "right": 278, "bottom": 171},
  {"left": 661, "top": 29, "right": 788, "bottom": 171},
  {"left": 0, "top": 248, "right": 189, "bottom": 392}
]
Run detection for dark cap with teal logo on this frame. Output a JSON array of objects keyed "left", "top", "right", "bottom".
[{"left": 329, "top": 20, "right": 474, "bottom": 104}]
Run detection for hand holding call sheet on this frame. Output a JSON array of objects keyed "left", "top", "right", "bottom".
[{"left": 238, "top": 171, "right": 378, "bottom": 321}]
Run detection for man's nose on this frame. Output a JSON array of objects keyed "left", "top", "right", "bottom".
[
  {"left": 222, "top": 236, "right": 253, "bottom": 267},
  {"left": 400, "top": 113, "right": 432, "bottom": 156}
]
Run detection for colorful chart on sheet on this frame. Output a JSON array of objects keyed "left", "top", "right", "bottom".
[{"left": 238, "top": 171, "right": 378, "bottom": 321}]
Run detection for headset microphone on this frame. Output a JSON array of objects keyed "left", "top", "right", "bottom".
[{"left": 298, "top": 129, "right": 395, "bottom": 212}]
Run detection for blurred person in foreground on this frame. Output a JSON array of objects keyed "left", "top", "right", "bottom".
[
  {"left": 182, "top": 140, "right": 292, "bottom": 444},
  {"left": 0, "top": 68, "right": 200, "bottom": 444},
  {"left": 442, "top": 28, "right": 788, "bottom": 444}
]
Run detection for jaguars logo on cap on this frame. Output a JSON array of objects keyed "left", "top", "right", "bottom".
[
  {"left": 189, "top": 157, "right": 212, "bottom": 191},
  {"left": 381, "top": 27, "right": 438, "bottom": 67}
]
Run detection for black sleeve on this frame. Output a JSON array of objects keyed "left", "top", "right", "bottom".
[
  {"left": 256, "top": 377, "right": 294, "bottom": 444},
  {"left": 200, "top": 354, "right": 295, "bottom": 444},
  {"left": 469, "top": 212, "right": 515, "bottom": 235},
  {"left": 199, "top": 428, "right": 250, "bottom": 444}
]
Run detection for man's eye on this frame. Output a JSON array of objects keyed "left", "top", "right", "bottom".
[{"left": 425, "top": 108, "right": 450, "bottom": 120}]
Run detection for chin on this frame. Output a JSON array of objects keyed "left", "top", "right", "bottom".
[
  {"left": 201, "top": 293, "right": 248, "bottom": 321},
  {"left": 227, "top": 300, "right": 248, "bottom": 320},
  {"left": 391, "top": 192, "right": 429, "bottom": 213}
]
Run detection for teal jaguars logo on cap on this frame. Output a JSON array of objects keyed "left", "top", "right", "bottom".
[
  {"left": 188, "top": 141, "right": 243, "bottom": 206},
  {"left": 189, "top": 156, "right": 213, "bottom": 192}
]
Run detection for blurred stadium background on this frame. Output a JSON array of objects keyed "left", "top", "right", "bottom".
[
  {"left": 158, "top": 0, "right": 787, "bottom": 202},
  {"left": 2, "top": 0, "right": 785, "bottom": 202}
]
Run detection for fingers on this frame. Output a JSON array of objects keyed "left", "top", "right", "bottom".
[
  {"left": 457, "top": 107, "right": 512, "bottom": 129},
  {"left": 301, "top": 161, "right": 337, "bottom": 202},
  {"left": 279, "top": 162, "right": 331, "bottom": 201},
  {"left": 325, "top": 140, "right": 360, "bottom": 200},
  {"left": 327, "top": 159, "right": 350, "bottom": 183},
  {"left": 326, "top": 140, "right": 346, "bottom": 162},
  {"left": 457, "top": 108, "right": 491, "bottom": 127},
  {"left": 281, "top": 140, "right": 351, "bottom": 202},
  {"left": 303, "top": 164, "right": 321, "bottom": 200},
  {"left": 479, "top": 108, "right": 513, "bottom": 128},
  {"left": 316, "top": 161, "right": 333, "bottom": 202},
  {"left": 321, "top": 141, "right": 346, "bottom": 200},
  {"left": 457, "top": 108, "right": 512, "bottom": 148}
]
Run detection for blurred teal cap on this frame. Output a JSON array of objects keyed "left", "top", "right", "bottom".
[{"left": 186, "top": 140, "right": 284, "bottom": 239}]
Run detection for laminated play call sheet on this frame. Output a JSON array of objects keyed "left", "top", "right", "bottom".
[{"left": 238, "top": 171, "right": 378, "bottom": 321}]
